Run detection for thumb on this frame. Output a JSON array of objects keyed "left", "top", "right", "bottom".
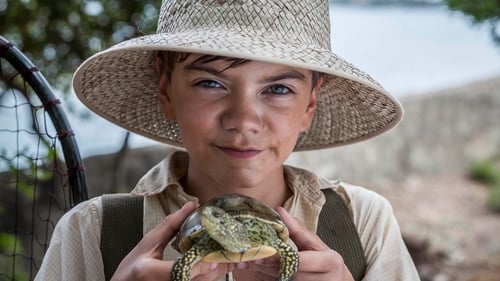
[
  {"left": 276, "top": 207, "right": 328, "bottom": 251},
  {"left": 158, "top": 201, "right": 197, "bottom": 238},
  {"left": 144, "top": 201, "right": 197, "bottom": 257},
  {"left": 110, "top": 201, "right": 197, "bottom": 279}
]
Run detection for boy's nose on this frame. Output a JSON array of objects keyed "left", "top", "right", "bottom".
[{"left": 220, "top": 94, "right": 263, "bottom": 135}]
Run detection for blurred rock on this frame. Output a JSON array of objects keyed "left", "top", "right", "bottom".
[
  {"left": 287, "top": 76, "right": 500, "bottom": 188},
  {"left": 83, "top": 145, "right": 171, "bottom": 197}
]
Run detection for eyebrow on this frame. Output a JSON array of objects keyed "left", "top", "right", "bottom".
[
  {"left": 183, "top": 63, "right": 307, "bottom": 83},
  {"left": 183, "top": 63, "right": 228, "bottom": 79},
  {"left": 260, "top": 71, "right": 306, "bottom": 84}
]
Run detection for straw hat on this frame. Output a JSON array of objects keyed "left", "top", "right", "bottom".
[{"left": 73, "top": 0, "right": 403, "bottom": 151}]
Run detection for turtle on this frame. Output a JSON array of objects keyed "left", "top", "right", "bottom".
[{"left": 171, "top": 193, "right": 299, "bottom": 281}]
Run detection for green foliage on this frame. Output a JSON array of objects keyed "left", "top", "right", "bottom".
[
  {"left": 446, "top": 0, "right": 500, "bottom": 23},
  {"left": 0, "top": 0, "right": 159, "bottom": 93},
  {"left": 0, "top": 140, "right": 58, "bottom": 199},
  {"left": 469, "top": 158, "right": 500, "bottom": 213},
  {"left": 0, "top": 233, "right": 20, "bottom": 254},
  {"left": 445, "top": 0, "right": 500, "bottom": 47},
  {"left": 0, "top": 233, "right": 28, "bottom": 281},
  {"left": 487, "top": 185, "right": 500, "bottom": 212},
  {"left": 0, "top": 144, "right": 56, "bottom": 279},
  {"left": 469, "top": 159, "right": 500, "bottom": 185}
]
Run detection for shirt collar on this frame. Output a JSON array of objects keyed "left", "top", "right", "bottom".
[
  {"left": 131, "top": 148, "right": 335, "bottom": 199},
  {"left": 132, "top": 148, "right": 340, "bottom": 232},
  {"left": 131, "top": 149, "right": 189, "bottom": 196}
]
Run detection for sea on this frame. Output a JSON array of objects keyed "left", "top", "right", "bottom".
[{"left": 1, "top": 3, "right": 500, "bottom": 162}]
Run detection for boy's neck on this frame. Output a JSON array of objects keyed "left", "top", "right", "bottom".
[{"left": 182, "top": 167, "right": 291, "bottom": 209}]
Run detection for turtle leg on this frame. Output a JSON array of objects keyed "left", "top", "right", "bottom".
[
  {"left": 171, "top": 237, "right": 223, "bottom": 281},
  {"left": 274, "top": 239, "right": 299, "bottom": 281},
  {"left": 171, "top": 245, "right": 203, "bottom": 281}
]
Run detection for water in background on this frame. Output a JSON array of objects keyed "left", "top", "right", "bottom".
[
  {"left": 329, "top": 4, "right": 500, "bottom": 96},
  {"left": 2, "top": 4, "right": 500, "bottom": 158}
]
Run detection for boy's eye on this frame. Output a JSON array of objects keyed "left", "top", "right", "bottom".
[
  {"left": 268, "top": 85, "right": 291, "bottom": 95},
  {"left": 195, "top": 80, "right": 222, "bottom": 88}
]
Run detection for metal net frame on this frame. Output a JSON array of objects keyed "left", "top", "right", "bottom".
[{"left": 0, "top": 36, "right": 88, "bottom": 280}]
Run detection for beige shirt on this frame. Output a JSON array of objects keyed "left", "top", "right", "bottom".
[{"left": 35, "top": 150, "right": 420, "bottom": 280}]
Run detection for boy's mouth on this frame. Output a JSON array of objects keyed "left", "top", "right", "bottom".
[{"left": 216, "top": 146, "right": 262, "bottom": 159}]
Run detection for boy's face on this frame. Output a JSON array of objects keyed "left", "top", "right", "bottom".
[{"left": 158, "top": 54, "right": 322, "bottom": 189}]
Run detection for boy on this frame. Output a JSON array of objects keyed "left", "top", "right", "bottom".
[{"left": 36, "top": 0, "right": 420, "bottom": 280}]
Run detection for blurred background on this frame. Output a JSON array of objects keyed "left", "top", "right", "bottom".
[{"left": 1, "top": 0, "right": 500, "bottom": 280}]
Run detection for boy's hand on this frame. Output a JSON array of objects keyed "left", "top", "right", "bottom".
[
  {"left": 243, "top": 207, "right": 355, "bottom": 281},
  {"left": 110, "top": 202, "right": 231, "bottom": 281},
  {"left": 278, "top": 207, "right": 355, "bottom": 281}
]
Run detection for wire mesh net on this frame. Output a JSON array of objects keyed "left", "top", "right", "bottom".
[{"left": 0, "top": 39, "right": 87, "bottom": 280}]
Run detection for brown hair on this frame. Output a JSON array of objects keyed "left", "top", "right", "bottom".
[{"left": 156, "top": 51, "right": 322, "bottom": 89}]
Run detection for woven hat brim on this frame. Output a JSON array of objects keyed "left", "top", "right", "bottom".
[{"left": 73, "top": 30, "right": 403, "bottom": 151}]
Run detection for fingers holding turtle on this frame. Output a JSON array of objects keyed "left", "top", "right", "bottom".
[{"left": 171, "top": 193, "right": 299, "bottom": 281}]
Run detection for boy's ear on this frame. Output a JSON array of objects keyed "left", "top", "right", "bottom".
[
  {"left": 156, "top": 58, "right": 176, "bottom": 121},
  {"left": 300, "top": 76, "right": 323, "bottom": 132}
]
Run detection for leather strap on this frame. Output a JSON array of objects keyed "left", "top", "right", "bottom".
[
  {"left": 317, "top": 188, "right": 366, "bottom": 280},
  {"left": 100, "top": 194, "right": 144, "bottom": 281}
]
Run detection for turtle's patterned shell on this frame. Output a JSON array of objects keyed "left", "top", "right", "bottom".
[
  {"left": 174, "top": 193, "right": 289, "bottom": 253},
  {"left": 171, "top": 193, "right": 299, "bottom": 281}
]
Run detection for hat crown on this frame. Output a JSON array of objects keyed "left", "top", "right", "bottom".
[
  {"left": 157, "top": 0, "right": 331, "bottom": 50},
  {"left": 74, "top": 0, "right": 402, "bottom": 151}
]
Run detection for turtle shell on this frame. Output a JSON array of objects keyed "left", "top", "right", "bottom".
[
  {"left": 173, "top": 193, "right": 289, "bottom": 255},
  {"left": 171, "top": 193, "right": 299, "bottom": 281}
]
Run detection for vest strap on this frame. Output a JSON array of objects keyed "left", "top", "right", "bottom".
[{"left": 100, "top": 194, "right": 143, "bottom": 281}]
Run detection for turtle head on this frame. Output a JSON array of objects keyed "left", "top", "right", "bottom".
[{"left": 200, "top": 206, "right": 252, "bottom": 253}]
